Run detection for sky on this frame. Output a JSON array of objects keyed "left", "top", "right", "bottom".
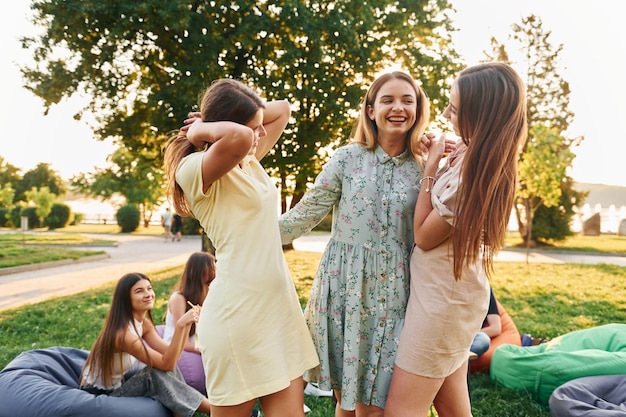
[{"left": 2, "top": 0, "right": 625, "bottom": 186}]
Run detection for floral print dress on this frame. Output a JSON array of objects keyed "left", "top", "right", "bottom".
[{"left": 279, "top": 143, "right": 421, "bottom": 410}]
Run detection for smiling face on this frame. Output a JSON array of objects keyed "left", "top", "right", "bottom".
[
  {"left": 129, "top": 278, "right": 155, "bottom": 313},
  {"left": 367, "top": 78, "right": 417, "bottom": 140},
  {"left": 245, "top": 109, "right": 267, "bottom": 155}
]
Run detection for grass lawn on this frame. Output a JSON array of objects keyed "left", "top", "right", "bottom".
[
  {"left": 0, "top": 223, "right": 162, "bottom": 269},
  {"left": 1, "top": 228, "right": 626, "bottom": 416}
]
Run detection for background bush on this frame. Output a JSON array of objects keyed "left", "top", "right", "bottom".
[
  {"left": 18, "top": 206, "right": 41, "bottom": 229},
  {"left": 116, "top": 204, "right": 140, "bottom": 233},
  {"left": 70, "top": 212, "right": 84, "bottom": 225},
  {"left": 182, "top": 216, "right": 201, "bottom": 235},
  {"left": 43, "top": 203, "right": 71, "bottom": 230},
  {"left": 0, "top": 208, "right": 10, "bottom": 227}
]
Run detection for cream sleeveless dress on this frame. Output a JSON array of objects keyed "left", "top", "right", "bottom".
[{"left": 176, "top": 152, "right": 319, "bottom": 406}]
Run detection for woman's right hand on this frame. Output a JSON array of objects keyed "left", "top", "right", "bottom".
[
  {"left": 425, "top": 135, "right": 447, "bottom": 169},
  {"left": 177, "top": 305, "right": 200, "bottom": 328}
]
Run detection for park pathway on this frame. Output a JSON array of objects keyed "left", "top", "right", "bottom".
[
  {"left": 1, "top": 233, "right": 625, "bottom": 313},
  {"left": 0, "top": 234, "right": 203, "bottom": 312}
]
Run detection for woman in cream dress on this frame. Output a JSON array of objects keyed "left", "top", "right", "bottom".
[
  {"left": 164, "top": 79, "right": 318, "bottom": 417},
  {"left": 385, "top": 63, "right": 528, "bottom": 417}
]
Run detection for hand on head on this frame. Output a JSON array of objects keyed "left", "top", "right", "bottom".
[{"left": 180, "top": 112, "right": 202, "bottom": 132}]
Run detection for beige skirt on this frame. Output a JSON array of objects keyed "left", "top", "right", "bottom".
[{"left": 395, "top": 244, "right": 490, "bottom": 378}]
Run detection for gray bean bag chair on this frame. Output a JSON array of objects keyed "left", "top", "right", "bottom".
[
  {"left": 0, "top": 346, "right": 171, "bottom": 417},
  {"left": 549, "top": 374, "right": 626, "bottom": 417}
]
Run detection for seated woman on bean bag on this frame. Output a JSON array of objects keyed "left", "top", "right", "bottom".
[
  {"left": 0, "top": 346, "right": 172, "bottom": 417},
  {"left": 549, "top": 374, "right": 626, "bottom": 417},
  {"left": 80, "top": 272, "right": 211, "bottom": 416},
  {"left": 469, "top": 289, "right": 522, "bottom": 373},
  {"left": 490, "top": 323, "right": 626, "bottom": 407},
  {"left": 160, "top": 252, "right": 215, "bottom": 394}
]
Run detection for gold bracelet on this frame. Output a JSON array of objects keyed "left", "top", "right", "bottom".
[{"left": 419, "top": 176, "right": 437, "bottom": 193}]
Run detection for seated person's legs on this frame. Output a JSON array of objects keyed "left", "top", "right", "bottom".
[{"left": 469, "top": 332, "right": 491, "bottom": 360}]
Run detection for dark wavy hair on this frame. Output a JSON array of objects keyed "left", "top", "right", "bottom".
[{"left": 81, "top": 272, "right": 154, "bottom": 388}]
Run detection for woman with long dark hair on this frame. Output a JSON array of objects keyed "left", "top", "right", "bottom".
[{"left": 80, "top": 272, "right": 211, "bottom": 417}]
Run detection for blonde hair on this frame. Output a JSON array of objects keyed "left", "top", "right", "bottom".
[
  {"left": 452, "top": 62, "right": 527, "bottom": 280},
  {"left": 350, "top": 71, "right": 430, "bottom": 162}
]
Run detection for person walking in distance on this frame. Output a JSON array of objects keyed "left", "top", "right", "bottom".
[{"left": 161, "top": 208, "right": 173, "bottom": 242}]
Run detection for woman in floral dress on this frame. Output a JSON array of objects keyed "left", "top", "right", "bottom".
[{"left": 280, "top": 71, "right": 451, "bottom": 417}]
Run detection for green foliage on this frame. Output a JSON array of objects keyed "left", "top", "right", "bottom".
[
  {"left": 517, "top": 124, "right": 576, "bottom": 245},
  {"left": 0, "top": 208, "right": 10, "bottom": 227},
  {"left": 181, "top": 216, "right": 201, "bottom": 236},
  {"left": 0, "top": 183, "right": 15, "bottom": 208},
  {"left": 13, "top": 163, "right": 66, "bottom": 203},
  {"left": 24, "top": 186, "right": 56, "bottom": 223},
  {"left": 19, "top": 207, "right": 41, "bottom": 229},
  {"left": 43, "top": 202, "right": 72, "bottom": 230},
  {"left": 489, "top": 15, "right": 583, "bottom": 243},
  {"left": 22, "top": 0, "right": 461, "bottom": 210},
  {"left": 531, "top": 178, "right": 585, "bottom": 242},
  {"left": 71, "top": 147, "right": 165, "bottom": 226},
  {"left": 8, "top": 204, "right": 24, "bottom": 228},
  {"left": 518, "top": 125, "right": 573, "bottom": 207},
  {"left": 116, "top": 204, "right": 140, "bottom": 233},
  {"left": 71, "top": 212, "right": 84, "bottom": 225}
]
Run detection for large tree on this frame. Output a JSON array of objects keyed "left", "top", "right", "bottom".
[
  {"left": 0, "top": 158, "right": 22, "bottom": 204},
  {"left": 14, "top": 163, "right": 67, "bottom": 203},
  {"left": 487, "top": 15, "right": 585, "bottom": 245},
  {"left": 21, "top": 0, "right": 460, "bottom": 211}
]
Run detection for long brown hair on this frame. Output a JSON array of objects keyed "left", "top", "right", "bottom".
[
  {"left": 173, "top": 251, "right": 215, "bottom": 337},
  {"left": 452, "top": 62, "right": 527, "bottom": 280},
  {"left": 81, "top": 273, "right": 154, "bottom": 388},
  {"left": 163, "top": 78, "right": 265, "bottom": 217},
  {"left": 350, "top": 71, "right": 430, "bottom": 162}
]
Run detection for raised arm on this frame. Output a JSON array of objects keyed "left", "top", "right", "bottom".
[
  {"left": 168, "top": 293, "right": 198, "bottom": 352},
  {"left": 254, "top": 99, "right": 291, "bottom": 160},
  {"left": 413, "top": 136, "right": 454, "bottom": 250},
  {"left": 120, "top": 308, "right": 199, "bottom": 372},
  {"left": 185, "top": 119, "right": 255, "bottom": 193}
]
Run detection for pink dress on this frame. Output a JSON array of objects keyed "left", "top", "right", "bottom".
[{"left": 395, "top": 152, "right": 490, "bottom": 378}]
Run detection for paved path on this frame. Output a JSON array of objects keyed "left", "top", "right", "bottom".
[
  {"left": 292, "top": 234, "right": 626, "bottom": 266},
  {"left": 1, "top": 233, "right": 625, "bottom": 313},
  {"left": 0, "top": 234, "right": 203, "bottom": 312}
]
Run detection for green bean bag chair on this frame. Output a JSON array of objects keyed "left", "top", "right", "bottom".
[{"left": 490, "top": 323, "right": 626, "bottom": 406}]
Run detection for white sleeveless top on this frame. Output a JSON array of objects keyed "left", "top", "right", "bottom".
[
  {"left": 163, "top": 293, "right": 196, "bottom": 345},
  {"left": 83, "top": 319, "right": 144, "bottom": 390}
]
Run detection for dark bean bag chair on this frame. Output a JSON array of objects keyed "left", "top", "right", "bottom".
[
  {"left": 549, "top": 374, "right": 626, "bottom": 416},
  {"left": 0, "top": 346, "right": 171, "bottom": 417}
]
